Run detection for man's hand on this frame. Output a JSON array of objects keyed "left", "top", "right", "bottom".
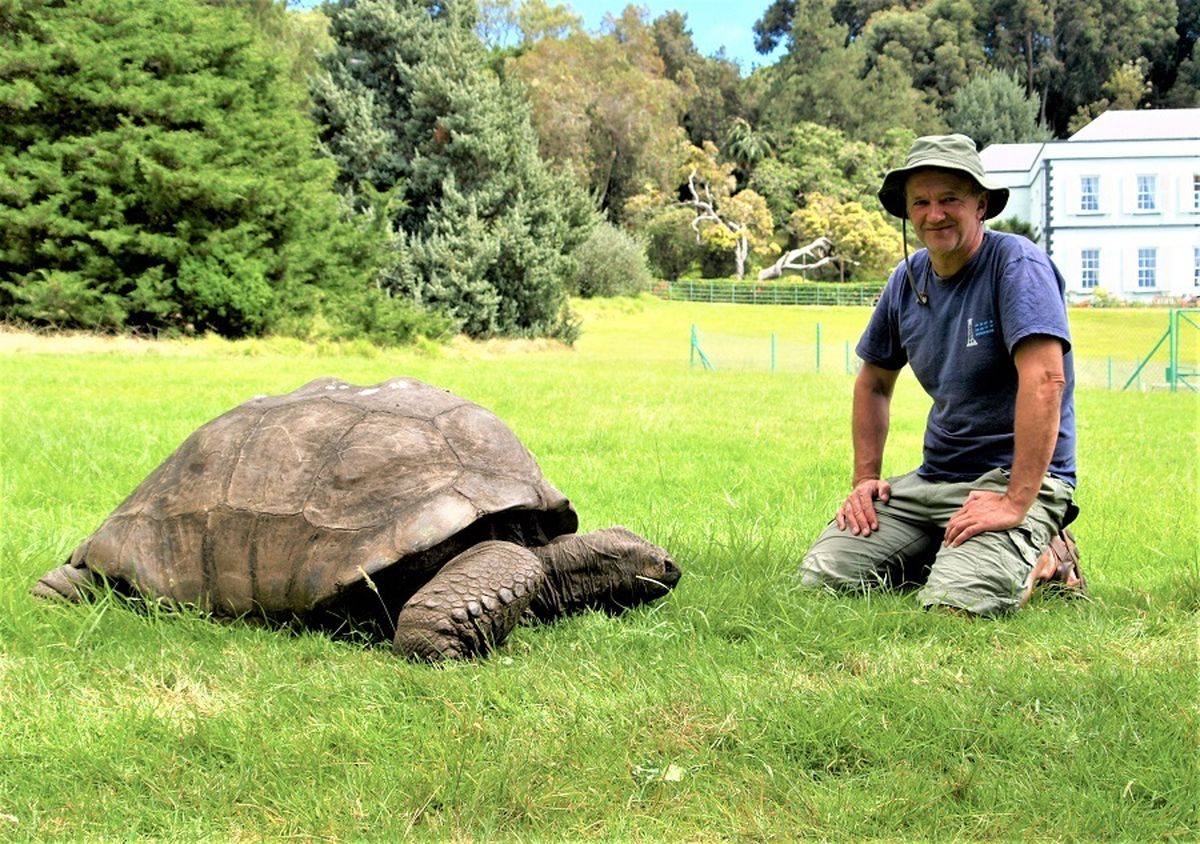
[
  {"left": 944, "top": 490, "right": 1025, "bottom": 547},
  {"left": 836, "top": 478, "right": 892, "bottom": 536}
]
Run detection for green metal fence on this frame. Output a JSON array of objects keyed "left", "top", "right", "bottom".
[
  {"left": 655, "top": 280, "right": 885, "bottom": 307},
  {"left": 1122, "top": 308, "right": 1200, "bottom": 393}
]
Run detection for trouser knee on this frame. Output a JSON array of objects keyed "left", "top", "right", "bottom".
[
  {"left": 798, "top": 536, "right": 888, "bottom": 592},
  {"left": 798, "top": 551, "right": 856, "bottom": 590}
]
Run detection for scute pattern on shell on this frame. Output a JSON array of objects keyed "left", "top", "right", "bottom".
[{"left": 67, "top": 377, "right": 578, "bottom": 616}]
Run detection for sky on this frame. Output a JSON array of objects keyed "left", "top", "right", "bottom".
[
  {"left": 289, "top": 1, "right": 785, "bottom": 71},
  {"left": 555, "top": 1, "right": 784, "bottom": 70}
]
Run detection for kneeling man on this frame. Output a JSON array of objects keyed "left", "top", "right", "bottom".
[{"left": 799, "top": 134, "right": 1085, "bottom": 615}]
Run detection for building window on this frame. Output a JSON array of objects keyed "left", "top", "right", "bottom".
[
  {"left": 1194, "top": 175, "right": 1200, "bottom": 211},
  {"left": 1195, "top": 247, "right": 1200, "bottom": 287},
  {"left": 1080, "top": 176, "right": 1099, "bottom": 211},
  {"left": 1080, "top": 249, "right": 1100, "bottom": 288},
  {"left": 1136, "top": 175, "right": 1157, "bottom": 211},
  {"left": 1138, "top": 248, "right": 1157, "bottom": 288}
]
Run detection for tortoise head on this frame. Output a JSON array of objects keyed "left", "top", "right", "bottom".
[{"left": 527, "top": 526, "right": 680, "bottom": 622}]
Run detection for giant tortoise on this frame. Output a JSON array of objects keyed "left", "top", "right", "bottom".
[{"left": 34, "top": 377, "right": 680, "bottom": 660}]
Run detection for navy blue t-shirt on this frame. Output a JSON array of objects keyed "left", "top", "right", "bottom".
[{"left": 857, "top": 231, "right": 1077, "bottom": 486}]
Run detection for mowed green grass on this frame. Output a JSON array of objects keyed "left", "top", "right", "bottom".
[{"left": 1, "top": 298, "right": 1196, "bottom": 841}]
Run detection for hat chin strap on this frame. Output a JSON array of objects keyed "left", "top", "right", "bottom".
[{"left": 902, "top": 217, "right": 929, "bottom": 306}]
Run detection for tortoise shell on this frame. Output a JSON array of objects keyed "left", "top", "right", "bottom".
[{"left": 67, "top": 377, "right": 578, "bottom": 616}]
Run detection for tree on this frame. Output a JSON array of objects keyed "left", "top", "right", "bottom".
[
  {"left": 567, "top": 222, "right": 653, "bottom": 297},
  {"left": 753, "top": 0, "right": 799, "bottom": 54},
  {"left": 725, "top": 118, "right": 774, "bottom": 172},
  {"left": 976, "top": 0, "right": 1057, "bottom": 124},
  {"left": 1160, "top": 48, "right": 1199, "bottom": 107},
  {"left": 755, "top": 0, "right": 941, "bottom": 141},
  {"left": 623, "top": 184, "right": 702, "bottom": 280},
  {"left": 755, "top": 0, "right": 896, "bottom": 47},
  {"left": 979, "top": 0, "right": 1179, "bottom": 134},
  {"left": 756, "top": 0, "right": 1192, "bottom": 138},
  {"left": 949, "top": 69, "right": 1052, "bottom": 147},
  {"left": 683, "top": 142, "right": 775, "bottom": 280},
  {"left": 651, "top": 11, "right": 748, "bottom": 149},
  {"left": 860, "top": 0, "right": 985, "bottom": 110},
  {"left": 1068, "top": 59, "right": 1154, "bottom": 134},
  {"left": 830, "top": 0, "right": 904, "bottom": 39},
  {"left": 788, "top": 193, "right": 900, "bottom": 281},
  {"left": 313, "top": 0, "right": 596, "bottom": 339},
  {"left": 749, "top": 122, "right": 913, "bottom": 221},
  {"left": 213, "top": 0, "right": 334, "bottom": 90},
  {"left": 1156, "top": 0, "right": 1199, "bottom": 105},
  {"left": 506, "top": 7, "right": 688, "bottom": 221},
  {"left": 757, "top": 236, "right": 828, "bottom": 279},
  {"left": 475, "top": 0, "right": 581, "bottom": 52},
  {"left": 0, "top": 0, "right": 375, "bottom": 336}
]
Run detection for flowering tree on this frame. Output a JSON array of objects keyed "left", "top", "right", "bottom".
[{"left": 683, "top": 143, "right": 774, "bottom": 280}]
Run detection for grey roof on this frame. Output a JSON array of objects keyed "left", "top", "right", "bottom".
[
  {"left": 980, "top": 143, "right": 1046, "bottom": 173},
  {"left": 1068, "top": 108, "right": 1200, "bottom": 141}
]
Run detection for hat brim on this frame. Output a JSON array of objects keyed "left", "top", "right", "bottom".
[{"left": 878, "top": 163, "right": 1009, "bottom": 220}]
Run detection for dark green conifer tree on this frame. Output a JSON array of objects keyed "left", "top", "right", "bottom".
[
  {"left": 0, "top": 0, "right": 376, "bottom": 336},
  {"left": 312, "top": 0, "right": 596, "bottom": 339}
]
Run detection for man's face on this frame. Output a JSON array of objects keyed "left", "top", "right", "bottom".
[{"left": 905, "top": 169, "right": 988, "bottom": 272}]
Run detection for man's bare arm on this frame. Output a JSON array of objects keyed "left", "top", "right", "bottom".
[{"left": 838, "top": 362, "right": 901, "bottom": 535}]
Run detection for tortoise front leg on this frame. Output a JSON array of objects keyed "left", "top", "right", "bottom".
[{"left": 393, "top": 541, "right": 545, "bottom": 661}]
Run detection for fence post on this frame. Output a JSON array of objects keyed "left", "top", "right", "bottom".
[
  {"left": 690, "top": 324, "right": 715, "bottom": 371},
  {"left": 1169, "top": 308, "right": 1178, "bottom": 393},
  {"left": 815, "top": 323, "right": 822, "bottom": 373}
]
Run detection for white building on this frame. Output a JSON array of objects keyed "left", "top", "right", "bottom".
[{"left": 981, "top": 109, "right": 1200, "bottom": 302}]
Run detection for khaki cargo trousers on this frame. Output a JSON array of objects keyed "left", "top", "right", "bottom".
[{"left": 799, "top": 468, "right": 1076, "bottom": 616}]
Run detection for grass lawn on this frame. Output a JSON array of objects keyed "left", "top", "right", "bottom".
[{"left": 1, "top": 298, "right": 1197, "bottom": 841}]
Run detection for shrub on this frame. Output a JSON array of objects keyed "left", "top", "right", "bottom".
[
  {"left": 699, "top": 241, "right": 737, "bottom": 279},
  {"left": 0, "top": 270, "right": 127, "bottom": 331},
  {"left": 568, "top": 223, "right": 654, "bottom": 298},
  {"left": 639, "top": 206, "right": 700, "bottom": 280},
  {"left": 327, "top": 286, "right": 456, "bottom": 346},
  {"left": 990, "top": 217, "right": 1040, "bottom": 241}
]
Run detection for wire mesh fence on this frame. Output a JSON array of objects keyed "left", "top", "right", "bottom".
[
  {"left": 689, "top": 325, "right": 861, "bottom": 376},
  {"left": 689, "top": 309, "right": 1200, "bottom": 392}
]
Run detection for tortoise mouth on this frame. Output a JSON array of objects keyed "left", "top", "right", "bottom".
[
  {"left": 657, "top": 556, "right": 681, "bottom": 588},
  {"left": 635, "top": 555, "right": 681, "bottom": 598}
]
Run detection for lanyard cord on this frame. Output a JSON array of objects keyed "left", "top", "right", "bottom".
[{"left": 902, "top": 217, "right": 929, "bottom": 306}]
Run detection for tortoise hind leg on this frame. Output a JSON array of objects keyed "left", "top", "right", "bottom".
[
  {"left": 32, "top": 563, "right": 100, "bottom": 602},
  {"left": 393, "top": 541, "right": 545, "bottom": 661}
]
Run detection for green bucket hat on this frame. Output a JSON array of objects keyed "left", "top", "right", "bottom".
[{"left": 877, "top": 133, "right": 1009, "bottom": 220}]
